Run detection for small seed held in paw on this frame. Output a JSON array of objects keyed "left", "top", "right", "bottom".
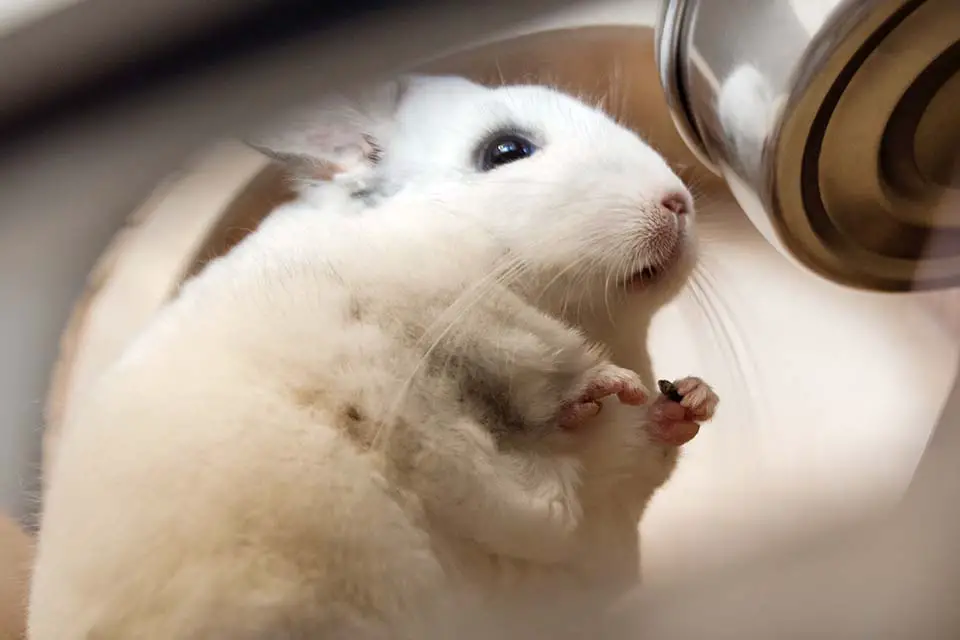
[{"left": 657, "top": 379, "right": 684, "bottom": 403}]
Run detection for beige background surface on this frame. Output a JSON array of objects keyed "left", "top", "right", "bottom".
[
  {"left": 40, "top": 25, "right": 960, "bottom": 584},
  {"left": 0, "top": 517, "right": 30, "bottom": 640},
  {"left": 3, "top": 3, "right": 959, "bottom": 638}
]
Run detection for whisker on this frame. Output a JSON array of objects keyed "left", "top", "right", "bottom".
[
  {"left": 683, "top": 262, "right": 767, "bottom": 436},
  {"left": 371, "top": 254, "right": 533, "bottom": 448},
  {"left": 493, "top": 59, "right": 507, "bottom": 88}
]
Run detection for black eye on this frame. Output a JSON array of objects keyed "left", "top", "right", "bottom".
[{"left": 480, "top": 134, "right": 537, "bottom": 171}]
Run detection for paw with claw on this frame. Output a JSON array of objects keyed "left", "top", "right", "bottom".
[
  {"left": 647, "top": 377, "right": 719, "bottom": 446},
  {"left": 558, "top": 364, "right": 649, "bottom": 430}
]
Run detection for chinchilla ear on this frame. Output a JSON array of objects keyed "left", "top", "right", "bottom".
[{"left": 244, "top": 77, "right": 410, "bottom": 184}]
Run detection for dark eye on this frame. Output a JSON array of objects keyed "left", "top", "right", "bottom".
[{"left": 480, "top": 134, "right": 537, "bottom": 171}]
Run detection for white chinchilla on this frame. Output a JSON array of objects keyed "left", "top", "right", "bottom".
[{"left": 28, "top": 74, "right": 718, "bottom": 639}]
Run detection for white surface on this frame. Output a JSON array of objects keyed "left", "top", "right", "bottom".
[
  {"left": 2, "top": 0, "right": 954, "bottom": 581},
  {"left": 640, "top": 194, "right": 957, "bottom": 581},
  {"left": 0, "top": 0, "right": 79, "bottom": 33},
  {"left": 506, "top": 0, "right": 960, "bottom": 578},
  {"left": 486, "top": 0, "right": 658, "bottom": 42}
]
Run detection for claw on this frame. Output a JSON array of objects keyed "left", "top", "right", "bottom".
[
  {"left": 648, "top": 376, "right": 719, "bottom": 446},
  {"left": 559, "top": 364, "right": 648, "bottom": 430}
]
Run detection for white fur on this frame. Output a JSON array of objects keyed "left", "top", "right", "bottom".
[{"left": 29, "top": 75, "right": 711, "bottom": 639}]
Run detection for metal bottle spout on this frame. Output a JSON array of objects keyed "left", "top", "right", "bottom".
[{"left": 655, "top": 0, "right": 960, "bottom": 292}]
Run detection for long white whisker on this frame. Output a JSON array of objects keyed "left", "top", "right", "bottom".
[
  {"left": 371, "top": 255, "right": 532, "bottom": 448},
  {"left": 684, "top": 262, "right": 766, "bottom": 436}
]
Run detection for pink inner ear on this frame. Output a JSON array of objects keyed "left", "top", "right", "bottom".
[
  {"left": 284, "top": 126, "right": 377, "bottom": 181},
  {"left": 307, "top": 161, "right": 341, "bottom": 181},
  {"left": 304, "top": 126, "right": 369, "bottom": 152}
]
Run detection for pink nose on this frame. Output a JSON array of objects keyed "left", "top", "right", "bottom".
[{"left": 660, "top": 192, "right": 691, "bottom": 216}]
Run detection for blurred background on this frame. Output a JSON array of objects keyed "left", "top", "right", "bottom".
[{"left": 1, "top": 1, "right": 958, "bottom": 638}]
